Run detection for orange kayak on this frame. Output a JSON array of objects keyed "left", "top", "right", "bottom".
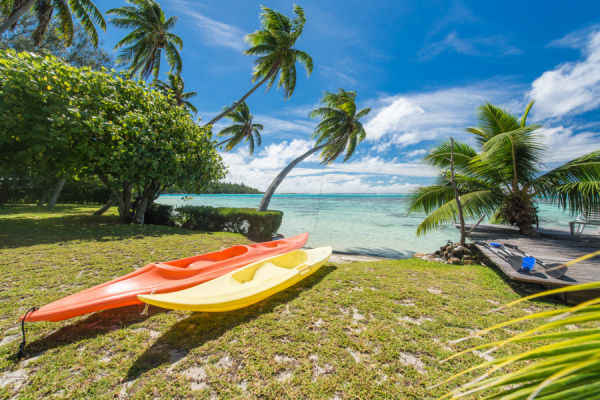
[{"left": 22, "top": 233, "right": 308, "bottom": 322}]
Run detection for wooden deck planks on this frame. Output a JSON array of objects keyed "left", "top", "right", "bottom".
[{"left": 458, "top": 224, "right": 600, "bottom": 288}]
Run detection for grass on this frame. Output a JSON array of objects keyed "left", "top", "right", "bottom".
[{"left": 0, "top": 205, "right": 567, "bottom": 399}]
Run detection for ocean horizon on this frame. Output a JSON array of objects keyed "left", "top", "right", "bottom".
[{"left": 156, "top": 194, "right": 579, "bottom": 259}]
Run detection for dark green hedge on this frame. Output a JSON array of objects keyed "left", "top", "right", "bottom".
[
  {"left": 144, "top": 204, "right": 175, "bottom": 226},
  {"left": 173, "top": 205, "right": 283, "bottom": 241}
]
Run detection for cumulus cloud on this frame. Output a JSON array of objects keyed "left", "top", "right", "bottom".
[
  {"left": 219, "top": 139, "right": 437, "bottom": 194},
  {"left": 363, "top": 81, "right": 522, "bottom": 149},
  {"left": 529, "top": 29, "right": 600, "bottom": 118},
  {"left": 539, "top": 125, "right": 600, "bottom": 164}
]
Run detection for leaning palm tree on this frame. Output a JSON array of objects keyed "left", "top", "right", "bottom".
[
  {"left": 407, "top": 101, "right": 600, "bottom": 237},
  {"left": 205, "top": 5, "right": 312, "bottom": 127},
  {"left": 0, "top": 0, "right": 106, "bottom": 46},
  {"left": 155, "top": 73, "right": 197, "bottom": 114},
  {"left": 215, "top": 102, "right": 263, "bottom": 155},
  {"left": 107, "top": 0, "right": 182, "bottom": 80},
  {"left": 256, "top": 89, "right": 370, "bottom": 212}
]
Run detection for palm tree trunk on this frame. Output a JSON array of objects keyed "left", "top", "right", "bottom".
[
  {"left": 257, "top": 142, "right": 329, "bottom": 212},
  {"left": 46, "top": 177, "right": 66, "bottom": 210},
  {"left": 205, "top": 65, "right": 279, "bottom": 127},
  {"left": 0, "top": 0, "right": 36, "bottom": 35}
]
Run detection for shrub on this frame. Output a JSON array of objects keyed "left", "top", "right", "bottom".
[
  {"left": 174, "top": 206, "right": 283, "bottom": 241},
  {"left": 144, "top": 204, "right": 175, "bottom": 226}
]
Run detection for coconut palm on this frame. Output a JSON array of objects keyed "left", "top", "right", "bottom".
[
  {"left": 107, "top": 0, "right": 182, "bottom": 80},
  {"left": 215, "top": 102, "right": 263, "bottom": 155},
  {"left": 441, "top": 266, "right": 600, "bottom": 399},
  {"left": 407, "top": 101, "right": 600, "bottom": 237},
  {"left": 0, "top": 0, "right": 106, "bottom": 47},
  {"left": 256, "top": 89, "right": 370, "bottom": 212},
  {"left": 155, "top": 73, "right": 197, "bottom": 114},
  {"left": 205, "top": 5, "right": 312, "bottom": 127}
]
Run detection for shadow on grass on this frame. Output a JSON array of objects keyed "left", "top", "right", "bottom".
[
  {"left": 25, "top": 305, "right": 169, "bottom": 357},
  {"left": 0, "top": 213, "right": 214, "bottom": 250},
  {"left": 124, "top": 264, "right": 337, "bottom": 381}
]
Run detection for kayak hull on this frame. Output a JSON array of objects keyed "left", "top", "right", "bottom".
[
  {"left": 138, "top": 246, "right": 332, "bottom": 312},
  {"left": 22, "top": 233, "right": 308, "bottom": 322}
]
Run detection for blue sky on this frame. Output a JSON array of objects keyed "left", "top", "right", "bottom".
[{"left": 98, "top": 0, "right": 600, "bottom": 193}]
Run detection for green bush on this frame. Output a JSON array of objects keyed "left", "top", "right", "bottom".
[
  {"left": 144, "top": 204, "right": 175, "bottom": 226},
  {"left": 174, "top": 206, "right": 283, "bottom": 241}
]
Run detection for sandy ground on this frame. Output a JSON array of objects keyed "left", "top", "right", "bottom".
[{"left": 328, "top": 251, "right": 386, "bottom": 264}]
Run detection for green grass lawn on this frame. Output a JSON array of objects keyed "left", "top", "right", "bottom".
[{"left": 0, "top": 205, "right": 566, "bottom": 399}]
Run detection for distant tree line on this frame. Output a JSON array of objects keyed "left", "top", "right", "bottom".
[{"left": 167, "top": 182, "right": 262, "bottom": 195}]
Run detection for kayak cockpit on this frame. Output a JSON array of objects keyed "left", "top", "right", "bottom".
[{"left": 231, "top": 250, "right": 309, "bottom": 284}]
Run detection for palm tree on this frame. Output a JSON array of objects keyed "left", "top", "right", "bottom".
[
  {"left": 205, "top": 5, "right": 312, "bottom": 127},
  {"left": 0, "top": 0, "right": 106, "bottom": 47},
  {"left": 256, "top": 89, "right": 370, "bottom": 212},
  {"left": 107, "top": 0, "right": 182, "bottom": 80},
  {"left": 407, "top": 101, "right": 600, "bottom": 237},
  {"left": 442, "top": 275, "right": 600, "bottom": 399},
  {"left": 215, "top": 102, "right": 263, "bottom": 155},
  {"left": 155, "top": 73, "right": 197, "bottom": 114}
]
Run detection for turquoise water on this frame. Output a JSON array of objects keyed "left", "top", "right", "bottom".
[{"left": 156, "top": 194, "right": 577, "bottom": 258}]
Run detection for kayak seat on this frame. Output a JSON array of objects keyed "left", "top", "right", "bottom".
[
  {"left": 231, "top": 251, "right": 309, "bottom": 284},
  {"left": 232, "top": 262, "right": 288, "bottom": 284}
]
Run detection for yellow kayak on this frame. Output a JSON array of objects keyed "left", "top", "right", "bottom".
[{"left": 138, "top": 247, "right": 332, "bottom": 312}]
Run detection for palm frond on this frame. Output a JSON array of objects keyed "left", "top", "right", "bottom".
[{"left": 442, "top": 279, "right": 600, "bottom": 400}]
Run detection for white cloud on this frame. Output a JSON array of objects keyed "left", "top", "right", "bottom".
[
  {"left": 219, "top": 139, "right": 437, "bottom": 194},
  {"left": 166, "top": 0, "right": 245, "bottom": 50},
  {"left": 539, "top": 125, "right": 600, "bottom": 164},
  {"left": 529, "top": 30, "right": 600, "bottom": 118},
  {"left": 407, "top": 149, "right": 427, "bottom": 158},
  {"left": 364, "top": 98, "right": 425, "bottom": 141},
  {"left": 417, "top": 31, "right": 521, "bottom": 61},
  {"left": 363, "top": 81, "right": 523, "bottom": 149},
  {"left": 426, "top": 0, "right": 478, "bottom": 40}
]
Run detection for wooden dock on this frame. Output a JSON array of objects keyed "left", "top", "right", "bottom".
[{"left": 459, "top": 223, "right": 600, "bottom": 303}]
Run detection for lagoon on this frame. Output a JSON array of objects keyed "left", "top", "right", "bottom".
[{"left": 156, "top": 194, "right": 577, "bottom": 259}]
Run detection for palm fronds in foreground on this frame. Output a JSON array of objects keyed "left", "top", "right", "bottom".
[{"left": 441, "top": 250, "right": 600, "bottom": 399}]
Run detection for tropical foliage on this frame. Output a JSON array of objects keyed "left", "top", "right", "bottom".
[
  {"left": 155, "top": 73, "right": 197, "bottom": 113},
  {"left": 206, "top": 5, "right": 312, "bottom": 126},
  {"left": 0, "top": 0, "right": 106, "bottom": 47},
  {"left": 441, "top": 251, "right": 600, "bottom": 399},
  {"left": 216, "top": 102, "right": 263, "bottom": 154},
  {"left": 257, "top": 88, "right": 370, "bottom": 211},
  {"left": 0, "top": 50, "right": 225, "bottom": 223},
  {"left": 0, "top": 12, "right": 113, "bottom": 70},
  {"left": 108, "top": 0, "right": 183, "bottom": 80},
  {"left": 407, "top": 102, "right": 600, "bottom": 237}
]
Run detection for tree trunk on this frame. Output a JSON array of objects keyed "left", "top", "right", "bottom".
[
  {"left": 46, "top": 177, "right": 66, "bottom": 210},
  {"left": 516, "top": 219, "right": 540, "bottom": 238},
  {"left": 449, "top": 138, "right": 467, "bottom": 246},
  {"left": 93, "top": 198, "right": 117, "bottom": 215},
  {"left": 133, "top": 197, "right": 149, "bottom": 224},
  {"left": 257, "top": 142, "right": 329, "bottom": 212},
  {"left": 0, "top": 0, "right": 36, "bottom": 35},
  {"left": 0, "top": 179, "right": 10, "bottom": 205},
  {"left": 205, "top": 64, "right": 280, "bottom": 127},
  {"left": 37, "top": 191, "right": 49, "bottom": 207}
]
